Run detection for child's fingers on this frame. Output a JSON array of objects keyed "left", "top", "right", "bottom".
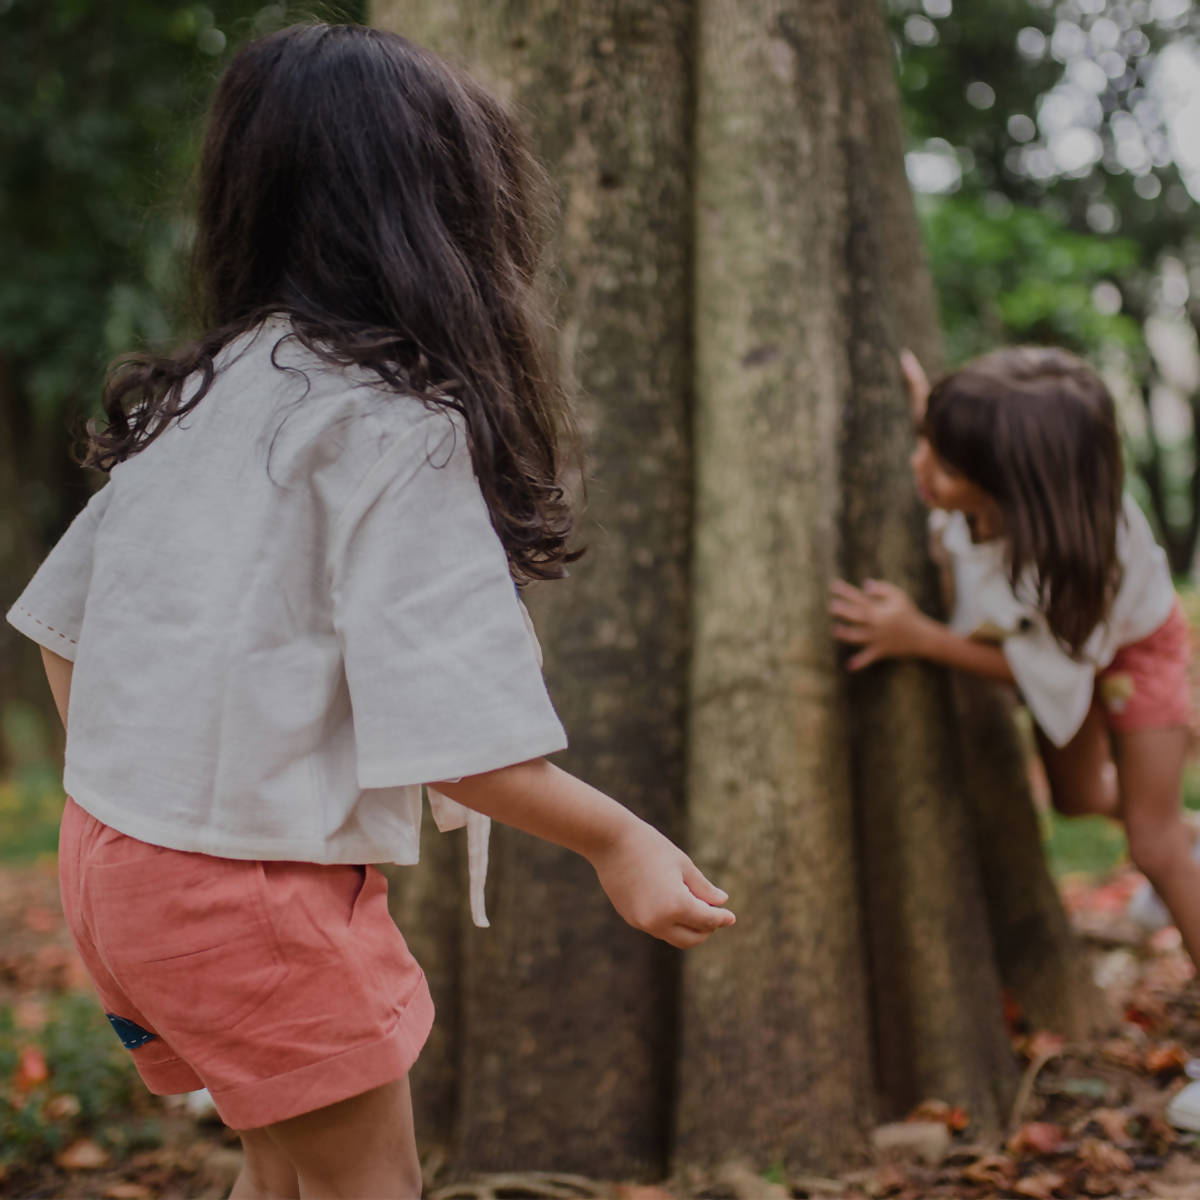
[
  {"left": 672, "top": 888, "right": 736, "bottom": 933},
  {"left": 830, "top": 578, "right": 865, "bottom": 601},
  {"left": 664, "top": 922, "right": 729, "bottom": 949},
  {"left": 847, "top": 646, "right": 881, "bottom": 671},
  {"left": 830, "top": 597, "right": 866, "bottom": 621},
  {"left": 681, "top": 860, "right": 728, "bottom": 907},
  {"left": 832, "top": 623, "right": 870, "bottom": 644},
  {"left": 899, "top": 348, "right": 930, "bottom": 419}
]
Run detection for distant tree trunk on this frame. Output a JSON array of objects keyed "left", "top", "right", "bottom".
[
  {"left": 373, "top": 0, "right": 1095, "bottom": 1179},
  {"left": 0, "top": 356, "right": 62, "bottom": 771},
  {"left": 376, "top": 0, "right": 695, "bottom": 1178}
]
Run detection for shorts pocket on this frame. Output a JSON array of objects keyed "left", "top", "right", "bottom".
[{"left": 87, "top": 852, "right": 287, "bottom": 1036}]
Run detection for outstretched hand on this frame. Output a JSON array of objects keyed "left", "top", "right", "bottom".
[
  {"left": 589, "top": 819, "right": 736, "bottom": 949},
  {"left": 830, "top": 578, "right": 929, "bottom": 671}
]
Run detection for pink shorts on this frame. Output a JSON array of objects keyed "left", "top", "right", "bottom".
[
  {"left": 1098, "top": 599, "right": 1193, "bottom": 733},
  {"left": 58, "top": 797, "right": 434, "bottom": 1130}
]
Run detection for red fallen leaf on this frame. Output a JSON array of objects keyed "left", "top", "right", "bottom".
[
  {"left": 1124, "top": 1004, "right": 1157, "bottom": 1032},
  {"left": 1145, "top": 1042, "right": 1189, "bottom": 1077},
  {"left": 1077, "top": 1136, "right": 1134, "bottom": 1173},
  {"left": 1013, "top": 1171, "right": 1067, "bottom": 1199},
  {"left": 1004, "top": 987, "right": 1027, "bottom": 1035},
  {"left": 56, "top": 1139, "right": 109, "bottom": 1170},
  {"left": 905, "top": 1097, "right": 968, "bottom": 1130},
  {"left": 13, "top": 1046, "right": 49, "bottom": 1091},
  {"left": 1007, "top": 1122, "right": 1065, "bottom": 1156}
]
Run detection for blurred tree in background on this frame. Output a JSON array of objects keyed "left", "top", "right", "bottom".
[
  {"left": 0, "top": 0, "right": 362, "bottom": 767},
  {"left": 891, "top": 0, "right": 1200, "bottom": 571}
]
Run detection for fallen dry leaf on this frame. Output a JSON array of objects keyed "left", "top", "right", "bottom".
[
  {"left": 102, "top": 1184, "right": 153, "bottom": 1200},
  {"left": 1008, "top": 1122, "right": 1066, "bottom": 1157},
  {"left": 1013, "top": 1170, "right": 1067, "bottom": 1199},
  {"left": 23, "top": 904, "right": 57, "bottom": 933},
  {"left": 961, "top": 1153, "right": 1016, "bottom": 1186},
  {"left": 44, "top": 1092, "right": 82, "bottom": 1121},
  {"left": 1101, "top": 1037, "right": 1146, "bottom": 1070},
  {"left": 1145, "top": 1042, "right": 1190, "bottom": 1077},
  {"left": 56, "top": 1139, "right": 110, "bottom": 1170},
  {"left": 905, "top": 1097, "right": 970, "bottom": 1131},
  {"left": 1077, "top": 1136, "right": 1134, "bottom": 1173},
  {"left": 1084, "top": 1108, "right": 1135, "bottom": 1146}
]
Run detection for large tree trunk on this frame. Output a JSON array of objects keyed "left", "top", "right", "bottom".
[
  {"left": 678, "top": 2, "right": 1093, "bottom": 1168},
  {"left": 373, "top": 0, "right": 1094, "bottom": 1179},
  {"left": 376, "top": 1, "right": 695, "bottom": 1177}
]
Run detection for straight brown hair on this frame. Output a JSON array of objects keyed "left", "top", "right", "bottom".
[{"left": 924, "top": 346, "right": 1124, "bottom": 656}]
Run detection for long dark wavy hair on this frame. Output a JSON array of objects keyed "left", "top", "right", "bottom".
[
  {"left": 923, "top": 346, "right": 1124, "bottom": 656},
  {"left": 85, "top": 23, "right": 578, "bottom": 583}
]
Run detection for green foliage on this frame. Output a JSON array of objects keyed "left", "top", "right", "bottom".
[
  {"left": 0, "top": 0, "right": 364, "bottom": 541},
  {"left": 920, "top": 194, "right": 1142, "bottom": 363},
  {"left": 0, "top": 992, "right": 157, "bottom": 1171}
]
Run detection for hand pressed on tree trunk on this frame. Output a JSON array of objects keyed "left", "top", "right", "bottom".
[{"left": 830, "top": 578, "right": 1015, "bottom": 683}]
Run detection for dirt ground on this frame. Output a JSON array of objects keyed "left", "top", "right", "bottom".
[{"left": 5, "top": 854, "right": 1200, "bottom": 1199}]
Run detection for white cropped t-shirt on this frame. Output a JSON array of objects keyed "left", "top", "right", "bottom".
[
  {"left": 931, "top": 493, "right": 1175, "bottom": 747},
  {"left": 6, "top": 319, "right": 567, "bottom": 926}
]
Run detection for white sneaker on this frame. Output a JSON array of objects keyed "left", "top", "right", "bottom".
[{"left": 1167, "top": 1079, "right": 1200, "bottom": 1130}]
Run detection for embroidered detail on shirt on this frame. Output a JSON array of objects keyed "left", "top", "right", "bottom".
[
  {"left": 15, "top": 606, "right": 77, "bottom": 645},
  {"left": 106, "top": 1013, "right": 157, "bottom": 1049},
  {"left": 969, "top": 620, "right": 1010, "bottom": 644},
  {"left": 1100, "top": 672, "right": 1135, "bottom": 714}
]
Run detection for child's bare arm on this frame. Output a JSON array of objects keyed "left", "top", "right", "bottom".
[
  {"left": 40, "top": 647, "right": 73, "bottom": 730},
  {"left": 830, "top": 578, "right": 1014, "bottom": 683},
  {"left": 433, "top": 759, "right": 735, "bottom": 949}
]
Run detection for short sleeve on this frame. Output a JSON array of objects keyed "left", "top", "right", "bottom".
[
  {"left": 6, "top": 485, "right": 112, "bottom": 662},
  {"left": 330, "top": 412, "right": 567, "bottom": 789},
  {"left": 1002, "top": 620, "right": 1095, "bottom": 748}
]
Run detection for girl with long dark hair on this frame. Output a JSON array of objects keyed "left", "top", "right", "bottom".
[
  {"left": 8, "top": 24, "right": 733, "bottom": 1197},
  {"left": 831, "top": 347, "right": 1198, "bottom": 971}
]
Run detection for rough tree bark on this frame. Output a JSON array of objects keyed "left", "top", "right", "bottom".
[
  {"left": 376, "top": 0, "right": 695, "bottom": 1177},
  {"left": 373, "top": 0, "right": 1094, "bottom": 1178},
  {"left": 678, "top": 1, "right": 1094, "bottom": 1168}
]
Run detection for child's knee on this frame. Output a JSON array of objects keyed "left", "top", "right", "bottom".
[{"left": 1127, "top": 823, "right": 1191, "bottom": 881}]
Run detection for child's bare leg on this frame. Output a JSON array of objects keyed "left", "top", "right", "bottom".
[
  {"left": 1116, "top": 725, "right": 1200, "bottom": 964},
  {"left": 260, "top": 1078, "right": 422, "bottom": 1200},
  {"left": 229, "top": 1128, "right": 300, "bottom": 1198},
  {"left": 1037, "top": 699, "right": 1120, "bottom": 818}
]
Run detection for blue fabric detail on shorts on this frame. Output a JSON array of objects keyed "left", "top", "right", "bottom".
[{"left": 106, "top": 1013, "right": 157, "bottom": 1049}]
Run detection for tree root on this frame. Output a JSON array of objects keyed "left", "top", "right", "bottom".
[{"left": 429, "top": 1172, "right": 610, "bottom": 1200}]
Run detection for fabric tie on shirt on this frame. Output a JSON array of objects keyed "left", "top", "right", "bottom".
[{"left": 426, "top": 788, "right": 491, "bottom": 928}]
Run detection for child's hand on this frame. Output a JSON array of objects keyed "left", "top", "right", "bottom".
[
  {"left": 588, "top": 819, "right": 735, "bottom": 949},
  {"left": 830, "top": 578, "right": 930, "bottom": 670},
  {"left": 900, "top": 348, "right": 931, "bottom": 426}
]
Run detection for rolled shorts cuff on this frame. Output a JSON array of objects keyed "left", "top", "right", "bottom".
[{"left": 209, "top": 974, "right": 435, "bottom": 1130}]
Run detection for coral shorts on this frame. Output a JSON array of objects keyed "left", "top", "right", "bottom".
[
  {"left": 1098, "top": 599, "right": 1193, "bottom": 734},
  {"left": 57, "top": 797, "right": 433, "bottom": 1130}
]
